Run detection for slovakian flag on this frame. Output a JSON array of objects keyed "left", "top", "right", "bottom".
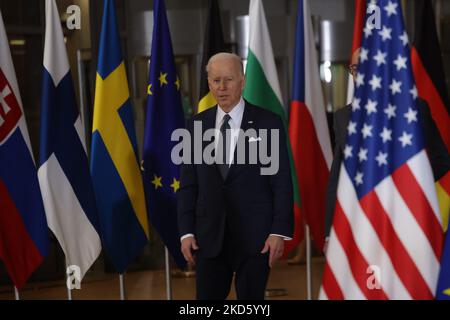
[
  {"left": 346, "top": 0, "right": 366, "bottom": 104},
  {"left": 142, "top": 0, "right": 186, "bottom": 268},
  {"left": 90, "top": 0, "right": 149, "bottom": 273},
  {"left": 411, "top": 0, "right": 450, "bottom": 234},
  {"left": 38, "top": 0, "right": 102, "bottom": 280},
  {"left": 0, "top": 10, "right": 49, "bottom": 288},
  {"left": 288, "top": 0, "right": 332, "bottom": 252},
  {"left": 320, "top": 0, "right": 443, "bottom": 299}
]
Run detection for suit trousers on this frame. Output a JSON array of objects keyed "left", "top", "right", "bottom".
[{"left": 195, "top": 224, "right": 270, "bottom": 300}]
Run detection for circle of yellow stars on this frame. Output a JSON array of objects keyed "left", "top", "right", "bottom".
[
  {"left": 151, "top": 174, "right": 180, "bottom": 193},
  {"left": 145, "top": 70, "right": 181, "bottom": 194},
  {"left": 147, "top": 71, "right": 181, "bottom": 96}
]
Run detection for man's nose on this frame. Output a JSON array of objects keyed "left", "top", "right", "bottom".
[{"left": 218, "top": 81, "right": 227, "bottom": 90}]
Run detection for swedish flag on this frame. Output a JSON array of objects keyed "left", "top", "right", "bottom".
[
  {"left": 90, "top": 0, "right": 149, "bottom": 273},
  {"left": 142, "top": 0, "right": 186, "bottom": 268}
]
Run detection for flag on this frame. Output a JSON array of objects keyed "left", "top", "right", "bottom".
[
  {"left": 244, "top": 0, "right": 300, "bottom": 256},
  {"left": 320, "top": 0, "right": 443, "bottom": 299},
  {"left": 244, "top": 0, "right": 284, "bottom": 119},
  {"left": 346, "top": 0, "right": 366, "bottom": 104},
  {"left": 411, "top": 0, "right": 450, "bottom": 152},
  {"left": 437, "top": 222, "right": 450, "bottom": 299},
  {"left": 411, "top": 0, "right": 450, "bottom": 231},
  {"left": 142, "top": 0, "right": 186, "bottom": 269},
  {"left": 288, "top": 0, "right": 332, "bottom": 253},
  {"left": 0, "top": 10, "right": 49, "bottom": 288},
  {"left": 90, "top": 0, "right": 149, "bottom": 273},
  {"left": 38, "top": 0, "right": 101, "bottom": 280},
  {"left": 197, "top": 0, "right": 226, "bottom": 113},
  {"left": 437, "top": 172, "right": 450, "bottom": 231}
]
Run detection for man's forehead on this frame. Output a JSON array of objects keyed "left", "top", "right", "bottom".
[
  {"left": 210, "top": 58, "right": 237, "bottom": 68},
  {"left": 209, "top": 65, "right": 241, "bottom": 76}
]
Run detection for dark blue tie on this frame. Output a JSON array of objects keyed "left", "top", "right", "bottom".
[{"left": 218, "top": 114, "right": 231, "bottom": 179}]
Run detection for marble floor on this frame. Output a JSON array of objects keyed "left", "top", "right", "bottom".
[{"left": 0, "top": 257, "right": 325, "bottom": 300}]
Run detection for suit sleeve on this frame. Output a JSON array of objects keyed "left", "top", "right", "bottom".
[
  {"left": 177, "top": 120, "right": 198, "bottom": 237},
  {"left": 419, "top": 99, "right": 450, "bottom": 181},
  {"left": 269, "top": 117, "right": 294, "bottom": 237},
  {"left": 324, "top": 111, "right": 344, "bottom": 238}
]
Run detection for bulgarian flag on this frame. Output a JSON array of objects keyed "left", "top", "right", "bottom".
[
  {"left": 288, "top": 0, "right": 332, "bottom": 251},
  {"left": 243, "top": 0, "right": 302, "bottom": 255},
  {"left": 411, "top": 0, "right": 450, "bottom": 230}
]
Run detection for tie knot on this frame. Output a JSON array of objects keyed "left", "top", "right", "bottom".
[
  {"left": 221, "top": 114, "right": 231, "bottom": 131},
  {"left": 222, "top": 114, "right": 231, "bottom": 124}
]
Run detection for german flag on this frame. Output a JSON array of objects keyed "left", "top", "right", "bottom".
[
  {"left": 197, "top": 0, "right": 226, "bottom": 113},
  {"left": 411, "top": 0, "right": 450, "bottom": 151},
  {"left": 411, "top": 0, "right": 450, "bottom": 230}
]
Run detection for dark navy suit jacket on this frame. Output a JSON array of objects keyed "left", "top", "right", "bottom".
[{"left": 177, "top": 101, "right": 294, "bottom": 258}]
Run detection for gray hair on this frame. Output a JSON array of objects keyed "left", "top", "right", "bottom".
[{"left": 205, "top": 52, "right": 244, "bottom": 76}]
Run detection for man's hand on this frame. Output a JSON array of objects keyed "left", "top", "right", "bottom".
[
  {"left": 181, "top": 236, "right": 199, "bottom": 265},
  {"left": 261, "top": 235, "right": 284, "bottom": 268}
]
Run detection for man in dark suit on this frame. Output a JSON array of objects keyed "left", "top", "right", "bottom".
[
  {"left": 177, "top": 52, "right": 293, "bottom": 300},
  {"left": 324, "top": 49, "right": 450, "bottom": 246}
]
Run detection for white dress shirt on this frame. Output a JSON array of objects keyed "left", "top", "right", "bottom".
[{"left": 215, "top": 97, "right": 245, "bottom": 166}]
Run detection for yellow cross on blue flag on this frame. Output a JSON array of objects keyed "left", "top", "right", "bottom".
[{"left": 90, "top": 0, "right": 149, "bottom": 273}]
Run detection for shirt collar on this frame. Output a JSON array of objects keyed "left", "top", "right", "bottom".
[{"left": 216, "top": 97, "right": 245, "bottom": 128}]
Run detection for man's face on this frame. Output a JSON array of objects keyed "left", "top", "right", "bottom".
[{"left": 207, "top": 58, "right": 245, "bottom": 111}]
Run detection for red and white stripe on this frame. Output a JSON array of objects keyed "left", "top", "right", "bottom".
[{"left": 320, "top": 150, "right": 443, "bottom": 299}]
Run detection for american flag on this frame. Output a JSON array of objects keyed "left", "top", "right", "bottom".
[{"left": 320, "top": 0, "right": 444, "bottom": 299}]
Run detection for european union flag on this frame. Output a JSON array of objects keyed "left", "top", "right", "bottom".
[
  {"left": 142, "top": 0, "right": 186, "bottom": 268},
  {"left": 437, "top": 230, "right": 450, "bottom": 299}
]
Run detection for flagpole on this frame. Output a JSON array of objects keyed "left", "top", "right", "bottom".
[
  {"left": 164, "top": 247, "right": 173, "bottom": 300},
  {"left": 76, "top": 49, "right": 90, "bottom": 155},
  {"left": 65, "top": 259, "right": 73, "bottom": 300},
  {"left": 305, "top": 224, "right": 312, "bottom": 300},
  {"left": 119, "top": 273, "right": 126, "bottom": 300},
  {"left": 14, "top": 286, "right": 20, "bottom": 300},
  {"left": 67, "top": 284, "right": 72, "bottom": 300}
]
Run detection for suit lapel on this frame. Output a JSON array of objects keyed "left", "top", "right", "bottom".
[
  {"left": 200, "top": 106, "right": 224, "bottom": 179},
  {"left": 202, "top": 105, "right": 217, "bottom": 132}
]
